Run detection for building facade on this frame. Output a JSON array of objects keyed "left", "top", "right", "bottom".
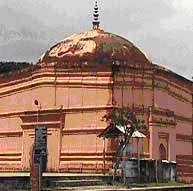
[{"left": 0, "top": 25, "right": 192, "bottom": 182}]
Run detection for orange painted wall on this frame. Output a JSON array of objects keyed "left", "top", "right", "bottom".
[{"left": 0, "top": 65, "right": 191, "bottom": 181}]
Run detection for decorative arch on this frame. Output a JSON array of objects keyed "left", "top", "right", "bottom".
[{"left": 159, "top": 144, "right": 167, "bottom": 160}]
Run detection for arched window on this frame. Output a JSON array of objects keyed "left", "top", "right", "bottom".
[{"left": 159, "top": 144, "right": 167, "bottom": 160}]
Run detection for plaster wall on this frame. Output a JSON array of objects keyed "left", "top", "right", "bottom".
[
  {"left": 0, "top": 136, "right": 22, "bottom": 153},
  {"left": 176, "top": 122, "right": 192, "bottom": 135},
  {"left": 0, "top": 71, "right": 112, "bottom": 171},
  {"left": 61, "top": 133, "right": 103, "bottom": 153},
  {"left": 176, "top": 141, "right": 192, "bottom": 155},
  {"left": 0, "top": 67, "right": 191, "bottom": 177},
  {"left": 0, "top": 117, "right": 22, "bottom": 131},
  {"left": 154, "top": 89, "right": 191, "bottom": 118},
  {"left": 150, "top": 126, "right": 176, "bottom": 161},
  {"left": 114, "top": 86, "right": 151, "bottom": 107}
]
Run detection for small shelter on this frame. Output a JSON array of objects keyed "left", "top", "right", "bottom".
[{"left": 98, "top": 124, "right": 146, "bottom": 177}]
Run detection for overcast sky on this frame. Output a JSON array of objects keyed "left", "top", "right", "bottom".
[{"left": 0, "top": 0, "right": 192, "bottom": 80}]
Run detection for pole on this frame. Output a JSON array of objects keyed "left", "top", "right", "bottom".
[
  {"left": 137, "top": 138, "right": 140, "bottom": 183},
  {"left": 155, "top": 160, "right": 158, "bottom": 183},
  {"left": 31, "top": 104, "right": 38, "bottom": 191},
  {"left": 31, "top": 100, "right": 42, "bottom": 191},
  {"left": 37, "top": 107, "right": 39, "bottom": 129},
  {"left": 103, "top": 137, "right": 106, "bottom": 175},
  {"left": 39, "top": 161, "right": 41, "bottom": 191},
  {"left": 37, "top": 105, "right": 41, "bottom": 191}
]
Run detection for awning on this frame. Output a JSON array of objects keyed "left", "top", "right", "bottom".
[
  {"left": 131, "top": 130, "right": 146, "bottom": 138},
  {"left": 97, "top": 124, "right": 122, "bottom": 138},
  {"left": 98, "top": 124, "right": 146, "bottom": 139}
]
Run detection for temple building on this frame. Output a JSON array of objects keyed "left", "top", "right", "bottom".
[{"left": 0, "top": 2, "right": 192, "bottom": 183}]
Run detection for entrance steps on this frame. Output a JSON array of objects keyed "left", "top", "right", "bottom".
[
  {"left": 45, "top": 173, "right": 110, "bottom": 190},
  {"left": 50, "top": 178, "right": 104, "bottom": 187}
]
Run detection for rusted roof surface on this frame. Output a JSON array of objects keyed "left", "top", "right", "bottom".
[{"left": 39, "top": 29, "right": 151, "bottom": 65}]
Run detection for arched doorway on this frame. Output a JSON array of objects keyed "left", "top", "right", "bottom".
[{"left": 159, "top": 144, "right": 167, "bottom": 160}]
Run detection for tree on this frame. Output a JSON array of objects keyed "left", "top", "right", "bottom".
[
  {"left": 102, "top": 106, "right": 146, "bottom": 182},
  {"left": 0, "top": 61, "right": 32, "bottom": 74}
]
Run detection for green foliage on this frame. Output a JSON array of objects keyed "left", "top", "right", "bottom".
[
  {"left": 0, "top": 61, "right": 32, "bottom": 74},
  {"left": 103, "top": 107, "right": 146, "bottom": 138},
  {"left": 103, "top": 106, "right": 146, "bottom": 172}
]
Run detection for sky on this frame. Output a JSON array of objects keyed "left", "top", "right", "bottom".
[{"left": 0, "top": 0, "right": 192, "bottom": 80}]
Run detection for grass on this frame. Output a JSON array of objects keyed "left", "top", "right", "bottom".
[
  {"left": 127, "top": 181, "right": 185, "bottom": 188},
  {"left": 14, "top": 181, "right": 188, "bottom": 191},
  {"left": 112, "top": 181, "right": 185, "bottom": 188},
  {"left": 144, "top": 181, "right": 185, "bottom": 187}
]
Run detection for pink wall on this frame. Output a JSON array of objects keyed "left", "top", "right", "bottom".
[
  {"left": 154, "top": 89, "right": 192, "bottom": 118},
  {"left": 176, "top": 122, "right": 192, "bottom": 135},
  {"left": 0, "top": 66, "right": 191, "bottom": 176},
  {"left": 176, "top": 141, "right": 192, "bottom": 155}
]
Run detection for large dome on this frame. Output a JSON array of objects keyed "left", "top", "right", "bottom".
[{"left": 39, "top": 29, "right": 150, "bottom": 66}]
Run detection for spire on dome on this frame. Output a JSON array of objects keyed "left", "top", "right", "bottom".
[{"left": 92, "top": 1, "right": 100, "bottom": 30}]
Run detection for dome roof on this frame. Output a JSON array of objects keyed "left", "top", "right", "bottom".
[{"left": 39, "top": 29, "right": 150, "bottom": 66}]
